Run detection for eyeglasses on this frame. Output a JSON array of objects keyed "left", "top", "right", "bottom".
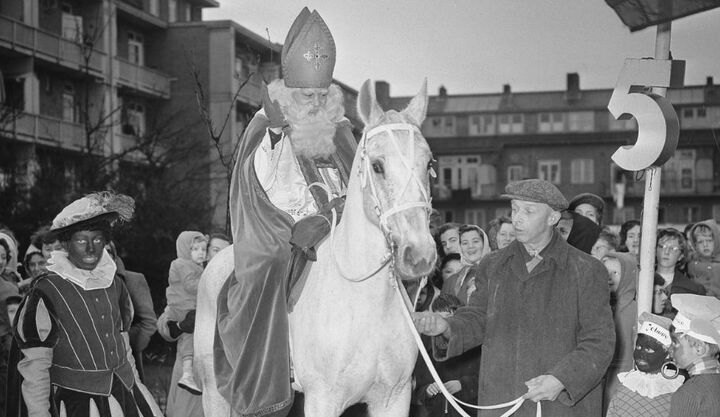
[{"left": 657, "top": 244, "right": 681, "bottom": 253}]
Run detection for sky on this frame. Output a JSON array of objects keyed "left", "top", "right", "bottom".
[{"left": 205, "top": 1, "right": 720, "bottom": 97}]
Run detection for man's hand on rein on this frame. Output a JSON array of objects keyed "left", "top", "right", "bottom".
[
  {"left": 523, "top": 374, "right": 564, "bottom": 402},
  {"left": 412, "top": 311, "right": 449, "bottom": 336},
  {"left": 261, "top": 82, "right": 287, "bottom": 129}
]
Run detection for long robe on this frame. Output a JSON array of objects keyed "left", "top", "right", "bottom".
[
  {"left": 214, "top": 111, "right": 356, "bottom": 417},
  {"left": 439, "top": 231, "right": 615, "bottom": 417}
]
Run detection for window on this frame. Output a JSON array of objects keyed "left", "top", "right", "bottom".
[
  {"left": 683, "top": 108, "right": 694, "bottom": 118},
  {"left": 61, "top": 11, "right": 83, "bottom": 41},
  {"left": 570, "top": 158, "right": 594, "bottom": 184},
  {"left": 62, "top": 84, "right": 75, "bottom": 122},
  {"left": 441, "top": 210, "right": 454, "bottom": 223},
  {"left": 538, "top": 160, "right": 561, "bottom": 184},
  {"left": 123, "top": 102, "right": 146, "bottom": 136},
  {"left": 469, "top": 114, "right": 495, "bottom": 136},
  {"left": 663, "top": 149, "right": 695, "bottom": 192},
  {"left": 538, "top": 112, "right": 564, "bottom": 132},
  {"left": 697, "top": 108, "right": 707, "bottom": 118},
  {"left": 498, "top": 113, "right": 523, "bottom": 134},
  {"left": 465, "top": 210, "right": 486, "bottom": 228},
  {"left": 128, "top": 32, "right": 144, "bottom": 65},
  {"left": 149, "top": 0, "right": 159, "bottom": 16},
  {"left": 507, "top": 165, "right": 524, "bottom": 182},
  {"left": 185, "top": 3, "right": 191, "bottom": 21},
  {"left": 567, "top": 111, "right": 594, "bottom": 132},
  {"left": 425, "top": 116, "right": 456, "bottom": 137},
  {"left": 234, "top": 57, "right": 244, "bottom": 79},
  {"left": 437, "top": 155, "right": 482, "bottom": 193},
  {"left": 168, "top": 0, "right": 177, "bottom": 23},
  {"left": 713, "top": 205, "right": 720, "bottom": 222},
  {"left": 683, "top": 206, "right": 700, "bottom": 224}
]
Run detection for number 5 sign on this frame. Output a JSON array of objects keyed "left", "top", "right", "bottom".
[{"left": 609, "top": 58, "right": 685, "bottom": 171}]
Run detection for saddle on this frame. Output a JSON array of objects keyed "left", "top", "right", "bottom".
[{"left": 286, "top": 196, "right": 345, "bottom": 311}]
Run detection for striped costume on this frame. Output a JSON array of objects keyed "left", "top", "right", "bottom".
[{"left": 14, "top": 270, "right": 159, "bottom": 417}]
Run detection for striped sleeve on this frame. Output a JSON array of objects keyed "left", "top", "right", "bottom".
[{"left": 14, "top": 285, "right": 58, "bottom": 349}]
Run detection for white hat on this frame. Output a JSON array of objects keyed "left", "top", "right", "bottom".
[{"left": 671, "top": 294, "right": 720, "bottom": 346}]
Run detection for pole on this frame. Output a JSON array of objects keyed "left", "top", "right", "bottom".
[{"left": 636, "top": 22, "right": 672, "bottom": 316}]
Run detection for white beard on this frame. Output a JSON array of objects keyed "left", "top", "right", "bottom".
[{"left": 284, "top": 105, "right": 338, "bottom": 159}]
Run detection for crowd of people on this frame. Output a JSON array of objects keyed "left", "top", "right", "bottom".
[
  {"left": 411, "top": 180, "right": 720, "bottom": 417},
  {"left": 0, "top": 195, "right": 233, "bottom": 417}
]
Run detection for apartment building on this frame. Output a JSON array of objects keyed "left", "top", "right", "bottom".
[
  {"left": 0, "top": 0, "right": 360, "bottom": 229},
  {"left": 377, "top": 74, "right": 720, "bottom": 227}
]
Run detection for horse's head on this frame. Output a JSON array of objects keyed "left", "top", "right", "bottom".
[{"left": 356, "top": 79, "right": 437, "bottom": 279}]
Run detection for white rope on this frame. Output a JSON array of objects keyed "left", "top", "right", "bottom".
[{"left": 394, "top": 278, "right": 541, "bottom": 417}]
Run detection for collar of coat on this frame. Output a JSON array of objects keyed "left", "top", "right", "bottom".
[{"left": 499, "top": 230, "right": 571, "bottom": 281}]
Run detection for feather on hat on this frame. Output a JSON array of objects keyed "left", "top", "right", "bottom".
[{"left": 50, "top": 191, "right": 135, "bottom": 238}]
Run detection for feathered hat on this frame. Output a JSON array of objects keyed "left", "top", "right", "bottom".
[
  {"left": 282, "top": 7, "right": 336, "bottom": 88},
  {"left": 50, "top": 191, "right": 135, "bottom": 239}
]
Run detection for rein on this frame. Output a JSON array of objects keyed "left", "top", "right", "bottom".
[
  {"left": 394, "top": 280, "right": 542, "bottom": 417},
  {"left": 330, "top": 122, "right": 431, "bottom": 282}
]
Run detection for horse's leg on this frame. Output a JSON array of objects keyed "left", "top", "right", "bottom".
[{"left": 365, "top": 383, "right": 411, "bottom": 417}]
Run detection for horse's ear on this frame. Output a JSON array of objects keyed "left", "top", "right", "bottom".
[
  {"left": 402, "top": 79, "right": 428, "bottom": 127},
  {"left": 358, "top": 79, "right": 384, "bottom": 127}
]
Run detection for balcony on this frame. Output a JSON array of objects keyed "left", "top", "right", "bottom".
[
  {"left": 0, "top": 15, "right": 105, "bottom": 76},
  {"left": 234, "top": 73, "right": 263, "bottom": 107},
  {"left": 116, "top": 58, "right": 171, "bottom": 98},
  {"left": 431, "top": 184, "right": 452, "bottom": 201},
  {"left": 3, "top": 112, "right": 86, "bottom": 149},
  {"left": 116, "top": 1, "right": 167, "bottom": 29}
]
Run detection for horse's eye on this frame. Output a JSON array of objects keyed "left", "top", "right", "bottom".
[{"left": 372, "top": 161, "right": 384, "bottom": 174}]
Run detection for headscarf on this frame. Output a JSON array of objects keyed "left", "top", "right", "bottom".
[
  {"left": 688, "top": 219, "right": 720, "bottom": 262},
  {"left": 459, "top": 225, "right": 491, "bottom": 266},
  {"left": 175, "top": 231, "right": 207, "bottom": 261},
  {"left": 566, "top": 211, "right": 601, "bottom": 254}
]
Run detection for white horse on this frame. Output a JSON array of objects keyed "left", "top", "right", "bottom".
[{"left": 195, "top": 79, "right": 437, "bottom": 417}]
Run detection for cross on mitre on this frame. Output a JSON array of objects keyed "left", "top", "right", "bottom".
[{"left": 303, "top": 43, "right": 329, "bottom": 70}]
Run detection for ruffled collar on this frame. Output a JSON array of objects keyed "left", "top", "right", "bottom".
[
  {"left": 617, "top": 369, "right": 684, "bottom": 398},
  {"left": 46, "top": 250, "right": 117, "bottom": 290}
]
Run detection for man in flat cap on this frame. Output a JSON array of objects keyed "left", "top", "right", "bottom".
[
  {"left": 669, "top": 294, "right": 720, "bottom": 416},
  {"left": 414, "top": 179, "right": 615, "bottom": 417},
  {"left": 211, "top": 7, "right": 356, "bottom": 417}
]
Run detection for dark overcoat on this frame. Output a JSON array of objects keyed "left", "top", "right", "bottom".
[{"left": 441, "top": 231, "right": 615, "bottom": 417}]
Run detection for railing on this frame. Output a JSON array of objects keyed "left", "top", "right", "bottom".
[
  {"left": 431, "top": 184, "right": 452, "bottom": 201},
  {"left": 116, "top": 57, "right": 171, "bottom": 98},
  {"left": 4, "top": 113, "right": 86, "bottom": 149},
  {"left": 0, "top": 15, "right": 105, "bottom": 74}
]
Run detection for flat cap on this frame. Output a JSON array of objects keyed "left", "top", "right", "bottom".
[
  {"left": 569, "top": 193, "right": 605, "bottom": 213},
  {"left": 501, "top": 179, "right": 568, "bottom": 211}
]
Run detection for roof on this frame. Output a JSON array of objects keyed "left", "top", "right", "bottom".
[{"left": 386, "top": 85, "right": 711, "bottom": 115}]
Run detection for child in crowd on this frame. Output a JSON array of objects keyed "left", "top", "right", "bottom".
[
  {"left": 606, "top": 312, "right": 683, "bottom": 417},
  {"left": 687, "top": 220, "right": 720, "bottom": 299},
  {"left": 166, "top": 231, "right": 208, "bottom": 394},
  {"left": 668, "top": 294, "right": 720, "bottom": 417},
  {"left": 602, "top": 251, "right": 639, "bottom": 410},
  {"left": 412, "top": 294, "right": 479, "bottom": 417},
  {"left": 591, "top": 229, "right": 619, "bottom": 261}
]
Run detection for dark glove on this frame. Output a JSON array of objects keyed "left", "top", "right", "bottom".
[
  {"left": 178, "top": 310, "right": 196, "bottom": 333},
  {"left": 290, "top": 197, "right": 345, "bottom": 261},
  {"left": 261, "top": 82, "right": 286, "bottom": 129},
  {"left": 166, "top": 320, "right": 183, "bottom": 339}
]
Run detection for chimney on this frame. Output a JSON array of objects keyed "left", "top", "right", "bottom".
[
  {"left": 375, "top": 80, "right": 390, "bottom": 109},
  {"left": 707, "top": 76, "right": 714, "bottom": 86},
  {"left": 500, "top": 84, "right": 514, "bottom": 109},
  {"left": 439, "top": 85, "right": 447, "bottom": 97},
  {"left": 566, "top": 72, "right": 581, "bottom": 101}
]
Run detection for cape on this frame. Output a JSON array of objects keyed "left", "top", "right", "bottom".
[{"left": 214, "top": 111, "right": 356, "bottom": 417}]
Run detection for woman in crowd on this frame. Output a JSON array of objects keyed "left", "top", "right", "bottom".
[
  {"left": 618, "top": 219, "right": 641, "bottom": 256},
  {"left": 441, "top": 224, "right": 490, "bottom": 305},
  {"left": 486, "top": 216, "right": 515, "bottom": 251},
  {"left": 653, "top": 228, "right": 706, "bottom": 317},
  {"left": 591, "top": 229, "right": 619, "bottom": 261}
]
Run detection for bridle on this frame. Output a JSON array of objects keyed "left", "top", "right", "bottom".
[{"left": 331, "top": 122, "right": 433, "bottom": 282}]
